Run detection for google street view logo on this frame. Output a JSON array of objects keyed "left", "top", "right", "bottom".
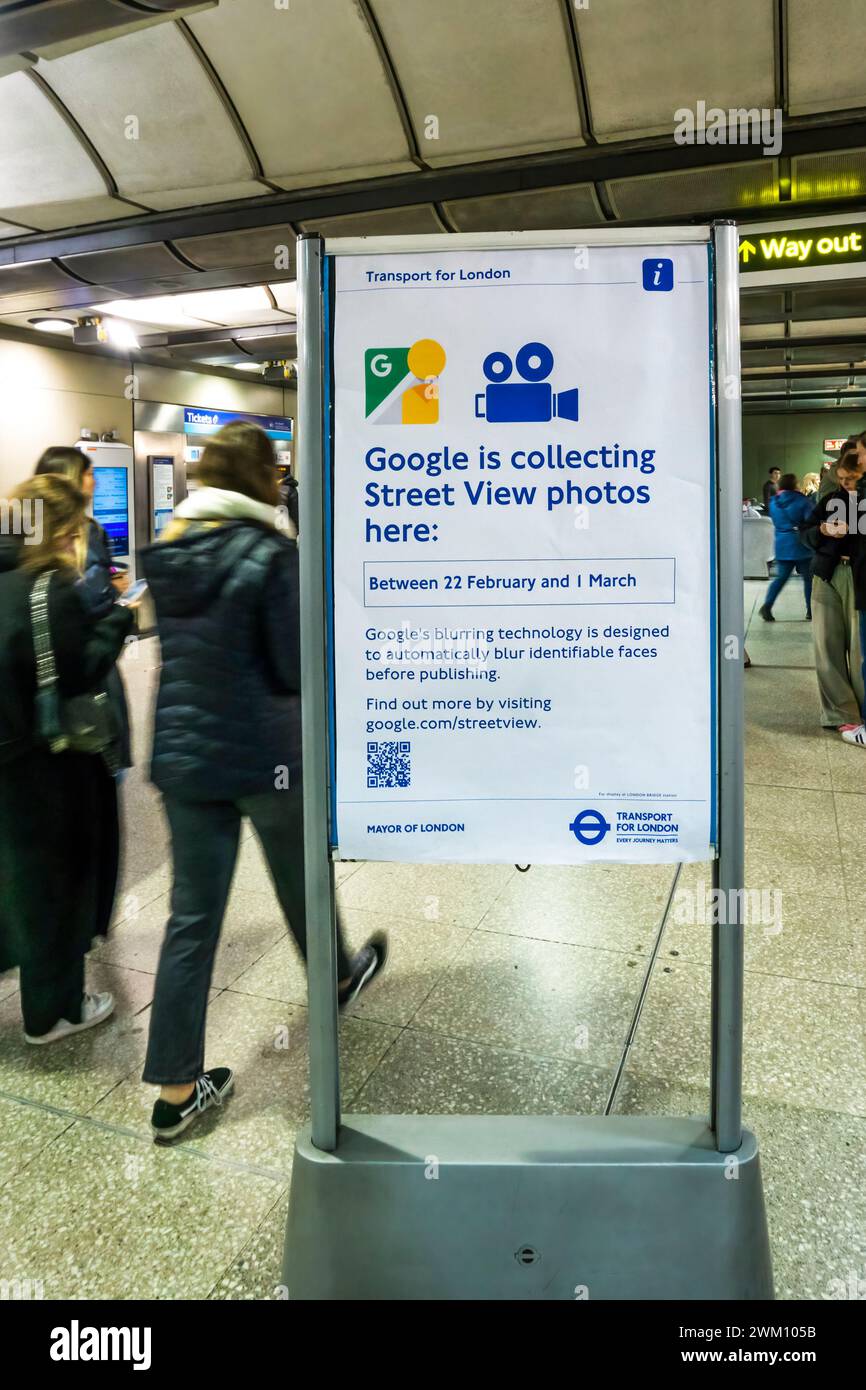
[
  {"left": 365, "top": 340, "right": 446, "bottom": 424},
  {"left": 569, "top": 809, "right": 611, "bottom": 846}
]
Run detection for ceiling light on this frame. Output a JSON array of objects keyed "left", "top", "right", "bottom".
[
  {"left": 178, "top": 287, "right": 273, "bottom": 322},
  {"left": 104, "top": 319, "right": 139, "bottom": 350},
  {"left": 98, "top": 297, "right": 214, "bottom": 330},
  {"left": 29, "top": 317, "right": 74, "bottom": 333},
  {"left": 269, "top": 282, "right": 297, "bottom": 314},
  {"left": 234, "top": 362, "right": 263, "bottom": 371}
]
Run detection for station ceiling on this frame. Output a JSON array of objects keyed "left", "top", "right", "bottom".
[{"left": 0, "top": 0, "right": 864, "bottom": 410}]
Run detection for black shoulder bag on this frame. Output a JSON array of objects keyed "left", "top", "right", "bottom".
[{"left": 29, "top": 570, "right": 120, "bottom": 774}]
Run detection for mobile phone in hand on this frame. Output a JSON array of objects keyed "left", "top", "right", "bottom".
[{"left": 117, "top": 579, "right": 148, "bottom": 607}]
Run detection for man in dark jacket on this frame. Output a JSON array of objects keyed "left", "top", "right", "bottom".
[
  {"left": 799, "top": 452, "right": 866, "bottom": 729},
  {"left": 761, "top": 467, "right": 781, "bottom": 512}
]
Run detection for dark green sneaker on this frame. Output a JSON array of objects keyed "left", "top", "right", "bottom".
[{"left": 151, "top": 1067, "right": 234, "bottom": 1143}]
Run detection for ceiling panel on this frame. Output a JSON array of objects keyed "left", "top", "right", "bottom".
[
  {"left": 577, "top": 0, "right": 775, "bottom": 142},
  {"left": 445, "top": 184, "right": 603, "bottom": 232},
  {"left": 0, "top": 285, "right": 120, "bottom": 316},
  {"left": 142, "top": 180, "right": 271, "bottom": 211},
  {"left": 607, "top": 161, "right": 778, "bottom": 219},
  {"left": 0, "top": 71, "right": 112, "bottom": 222},
  {"left": 35, "top": 25, "right": 254, "bottom": 203},
  {"left": 298, "top": 205, "right": 444, "bottom": 237},
  {"left": 372, "top": 0, "right": 584, "bottom": 164},
  {"left": 88, "top": 285, "right": 292, "bottom": 331},
  {"left": 0, "top": 260, "right": 82, "bottom": 299},
  {"left": 791, "top": 284, "right": 866, "bottom": 318},
  {"left": 187, "top": 0, "right": 415, "bottom": 187},
  {"left": 166, "top": 339, "right": 237, "bottom": 361},
  {"left": 0, "top": 219, "right": 36, "bottom": 238},
  {"left": 183, "top": 358, "right": 258, "bottom": 375},
  {"left": 59, "top": 244, "right": 192, "bottom": 286},
  {"left": 783, "top": 375, "right": 859, "bottom": 392},
  {"left": 742, "top": 349, "right": 787, "bottom": 367},
  {"left": 789, "top": 345, "right": 866, "bottom": 364},
  {"left": 790, "top": 319, "right": 866, "bottom": 341},
  {"left": 740, "top": 291, "right": 786, "bottom": 322},
  {"left": 238, "top": 332, "right": 296, "bottom": 358},
  {"left": 791, "top": 148, "right": 866, "bottom": 205},
  {"left": 268, "top": 282, "right": 297, "bottom": 315},
  {"left": 7, "top": 195, "right": 137, "bottom": 231},
  {"left": 173, "top": 286, "right": 290, "bottom": 326},
  {"left": 175, "top": 226, "right": 297, "bottom": 274},
  {"left": 787, "top": 0, "right": 866, "bottom": 115},
  {"left": 95, "top": 297, "right": 219, "bottom": 330},
  {"left": 741, "top": 322, "right": 786, "bottom": 340}
]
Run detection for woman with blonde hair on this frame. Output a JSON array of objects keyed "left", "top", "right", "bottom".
[
  {"left": 802, "top": 471, "right": 820, "bottom": 496},
  {"left": 141, "top": 421, "right": 386, "bottom": 1141},
  {"left": 0, "top": 474, "right": 133, "bottom": 1041},
  {"left": 34, "top": 445, "right": 132, "bottom": 770}
]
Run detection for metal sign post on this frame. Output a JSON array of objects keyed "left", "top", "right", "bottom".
[
  {"left": 296, "top": 234, "right": 341, "bottom": 1154},
  {"left": 712, "top": 223, "right": 746, "bottom": 1157},
  {"left": 284, "top": 226, "right": 773, "bottom": 1300}
]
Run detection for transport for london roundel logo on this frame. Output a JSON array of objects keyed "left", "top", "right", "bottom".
[
  {"left": 569, "top": 808, "right": 611, "bottom": 846},
  {"left": 365, "top": 340, "right": 446, "bottom": 425}
]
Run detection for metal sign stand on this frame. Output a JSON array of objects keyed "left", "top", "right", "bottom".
[{"left": 284, "top": 225, "right": 773, "bottom": 1300}]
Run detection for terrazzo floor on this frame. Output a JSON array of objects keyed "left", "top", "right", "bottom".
[{"left": 0, "top": 581, "right": 863, "bottom": 1300}]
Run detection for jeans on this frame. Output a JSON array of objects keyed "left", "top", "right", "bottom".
[
  {"left": 764, "top": 557, "right": 812, "bottom": 615},
  {"left": 860, "top": 611, "right": 866, "bottom": 720},
  {"left": 143, "top": 783, "right": 353, "bottom": 1086}
]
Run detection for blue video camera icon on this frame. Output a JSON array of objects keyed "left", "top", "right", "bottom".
[{"left": 474, "top": 341, "right": 579, "bottom": 423}]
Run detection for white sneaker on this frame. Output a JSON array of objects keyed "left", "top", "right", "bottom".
[
  {"left": 841, "top": 724, "right": 866, "bottom": 747},
  {"left": 24, "top": 991, "right": 115, "bottom": 1045}
]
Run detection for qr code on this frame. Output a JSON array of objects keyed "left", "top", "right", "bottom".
[{"left": 367, "top": 740, "right": 411, "bottom": 789}]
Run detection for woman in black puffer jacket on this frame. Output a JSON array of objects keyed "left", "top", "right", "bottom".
[{"left": 142, "top": 422, "right": 385, "bottom": 1142}]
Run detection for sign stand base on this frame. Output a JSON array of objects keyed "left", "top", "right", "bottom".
[{"left": 283, "top": 1113, "right": 773, "bottom": 1300}]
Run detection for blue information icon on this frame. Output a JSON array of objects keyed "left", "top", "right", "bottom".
[{"left": 642, "top": 258, "right": 674, "bottom": 291}]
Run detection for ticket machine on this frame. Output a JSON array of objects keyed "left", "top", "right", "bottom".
[{"left": 77, "top": 438, "right": 137, "bottom": 581}]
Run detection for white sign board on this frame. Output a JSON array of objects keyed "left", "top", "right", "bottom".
[
  {"left": 150, "top": 456, "right": 175, "bottom": 540},
  {"left": 330, "top": 243, "right": 715, "bottom": 864}
]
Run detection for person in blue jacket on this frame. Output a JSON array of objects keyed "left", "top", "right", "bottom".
[{"left": 759, "top": 473, "right": 813, "bottom": 621}]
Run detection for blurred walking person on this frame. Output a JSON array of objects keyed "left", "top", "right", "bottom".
[
  {"left": 141, "top": 422, "right": 386, "bottom": 1141},
  {"left": 759, "top": 473, "right": 813, "bottom": 622}
]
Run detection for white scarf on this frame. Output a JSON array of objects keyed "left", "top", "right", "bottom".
[{"left": 176, "top": 486, "right": 290, "bottom": 534}]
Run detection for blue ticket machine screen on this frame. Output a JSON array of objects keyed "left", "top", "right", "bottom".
[{"left": 93, "top": 466, "right": 130, "bottom": 557}]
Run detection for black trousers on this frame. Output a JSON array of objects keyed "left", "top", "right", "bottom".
[
  {"left": 20, "top": 951, "right": 85, "bottom": 1037},
  {"left": 143, "top": 785, "right": 353, "bottom": 1086}
]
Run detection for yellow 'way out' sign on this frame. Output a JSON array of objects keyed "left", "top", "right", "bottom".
[{"left": 739, "top": 223, "right": 865, "bottom": 272}]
